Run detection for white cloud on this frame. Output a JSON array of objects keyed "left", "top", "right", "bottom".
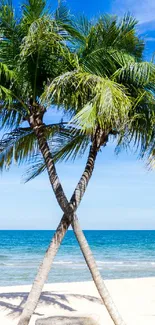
[{"left": 112, "top": 0, "right": 155, "bottom": 23}]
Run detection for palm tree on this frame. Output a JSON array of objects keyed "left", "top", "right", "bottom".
[
  {"left": 0, "top": 2, "right": 155, "bottom": 324},
  {"left": 0, "top": 2, "right": 129, "bottom": 325},
  {"left": 26, "top": 13, "right": 155, "bottom": 325}
]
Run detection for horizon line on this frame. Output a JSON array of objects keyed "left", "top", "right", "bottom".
[{"left": 0, "top": 229, "right": 155, "bottom": 231}]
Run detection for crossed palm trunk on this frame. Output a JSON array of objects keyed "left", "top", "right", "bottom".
[{"left": 18, "top": 118, "right": 126, "bottom": 325}]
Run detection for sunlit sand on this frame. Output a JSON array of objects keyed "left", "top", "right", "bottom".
[{"left": 0, "top": 277, "right": 155, "bottom": 324}]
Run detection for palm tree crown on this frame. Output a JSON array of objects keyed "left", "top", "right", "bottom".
[
  {"left": 41, "top": 14, "right": 155, "bottom": 169},
  {"left": 0, "top": 5, "right": 154, "bottom": 173}
]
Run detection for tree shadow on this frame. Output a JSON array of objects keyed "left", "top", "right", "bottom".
[
  {"left": 0, "top": 290, "right": 101, "bottom": 321},
  {"left": 0, "top": 292, "right": 43, "bottom": 319}
]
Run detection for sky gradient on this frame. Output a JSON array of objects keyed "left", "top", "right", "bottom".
[{"left": 0, "top": 0, "right": 155, "bottom": 230}]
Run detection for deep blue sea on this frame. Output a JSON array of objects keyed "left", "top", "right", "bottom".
[{"left": 0, "top": 230, "right": 155, "bottom": 286}]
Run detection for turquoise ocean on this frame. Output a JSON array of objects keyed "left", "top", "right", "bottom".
[{"left": 0, "top": 230, "right": 155, "bottom": 286}]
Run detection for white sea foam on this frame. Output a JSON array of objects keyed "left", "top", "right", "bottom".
[
  {"left": 96, "top": 261, "right": 124, "bottom": 265},
  {"left": 53, "top": 261, "right": 73, "bottom": 265}
]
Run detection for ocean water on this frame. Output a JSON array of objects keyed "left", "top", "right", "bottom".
[{"left": 0, "top": 230, "right": 155, "bottom": 286}]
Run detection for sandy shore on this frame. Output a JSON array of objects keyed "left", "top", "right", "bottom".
[{"left": 0, "top": 277, "right": 155, "bottom": 324}]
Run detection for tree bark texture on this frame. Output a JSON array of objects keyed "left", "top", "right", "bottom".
[
  {"left": 18, "top": 122, "right": 126, "bottom": 325},
  {"left": 18, "top": 214, "right": 71, "bottom": 325},
  {"left": 72, "top": 214, "right": 126, "bottom": 325}
]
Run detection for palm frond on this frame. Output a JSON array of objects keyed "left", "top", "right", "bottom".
[
  {"left": 52, "top": 129, "right": 90, "bottom": 162},
  {"left": 0, "top": 127, "right": 37, "bottom": 170},
  {"left": 0, "top": 1, "right": 21, "bottom": 66},
  {"left": 0, "top": 106, "right": 24, "bottom": 130},
  {"left": 55, "top": 1, "right": 71, "bottom": 25},
  {"left": 20, "top": 16, "right": 62, "bottom": 58},
  {"left": 113, "top": 61, "right": 155, "bottom": 87},
  {"left": 0, "top": 122, "right": 86, "bottom": 172},
  {"left": 81, "top": 47, "right": 117, "bottom": 76},
  {"left": 119, "top": 14, "right": 138, "bottom": 31},
  {"left": 23, "top": 158, "right": 46, "bottom": 182},
  {"left": 0, "top": 85, "right": 14, "bottom": 105},
  {"left": 24, "top": 127, "right": 90, "bottom": 182},
  {"left": 116, "top": 14, "right": 144, "bottom": 59},
  {"left": 43, "top": 71, "right": 131, "bottom": 133},
  {"left": 109, "top": 49, "right": 135, "bottom": 67},
  {"left": 19, "top": 14, "right": 73, "bottom": 100},
  {"left": 72, "top": 15, "right": 92, "bottom": 38},
  {"left": 21, "top": 0, "right": 46, "bottom": 30},
  {"left": 115, "top": 89, "right": 155, "bottom": 157},
  {"left": 0, "top": 62, "right": 14, "bottom": 81},
  {"left": 0, "top": 84, "right": 29, "bottom": 129},
  {"left": 54, "top": 4, "right": 85, "bottom": 43},
  {"left": 0, "top": 122, "right": 63, "bottom": 170},
  {"left": 71, "top": 76, "right": 131, "bottom": 134}
]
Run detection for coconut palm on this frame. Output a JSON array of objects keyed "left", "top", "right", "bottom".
[
  {"left": 24, "top": 13, "right": 155, "bottom": 325},
  {"left": 0, "top": 2, "right": 129, "bottom": 325},
  {"left": 0, "top": 1, "right": 155, "bottom": 325}
]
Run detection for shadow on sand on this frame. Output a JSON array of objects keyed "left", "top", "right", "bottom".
[{"left": 0, "top": 291, "right": 102, "bottom": 320}]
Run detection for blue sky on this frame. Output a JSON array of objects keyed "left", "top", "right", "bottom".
[{"left": 0, "top": 0, "right": 155, "bottom": 230}]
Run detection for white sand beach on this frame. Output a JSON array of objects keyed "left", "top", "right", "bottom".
[{"left": 0, "top": 277, "right": 155, "bottom": 325}]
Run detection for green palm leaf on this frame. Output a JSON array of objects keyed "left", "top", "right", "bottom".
[
  {"left": 44, "top": 71, "right": 131, "bottom": 133},
  {"left": 114, "top": 61, "right": 155, "bottom": 87},
  {"left": 21, "top": 0, "right": 46, "bottom": 31},
  {"left": 0, "top": 127, "right": 36, "bottom": 170}
]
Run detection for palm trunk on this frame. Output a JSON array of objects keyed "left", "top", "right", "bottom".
[
  {"left": 31, "top": 121, "right": 70, "bottom": 215},
  {"left": 70, "top": 140, "right": 98, "bottom": 209},
  {"left": 18, "top": 124, "right": 125, "bottom": 325},
  {"left": 18, "top": 138, "right": 98, "bottom": 325},
  {"left": 18, "top": 214, "right": 71, "bottom": 325},
  {"left": 69, "top": 136, "right": 126, "bottom": 325},
  {"left": 72, "top": 214, "right": 126, "bottom": 325}
]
